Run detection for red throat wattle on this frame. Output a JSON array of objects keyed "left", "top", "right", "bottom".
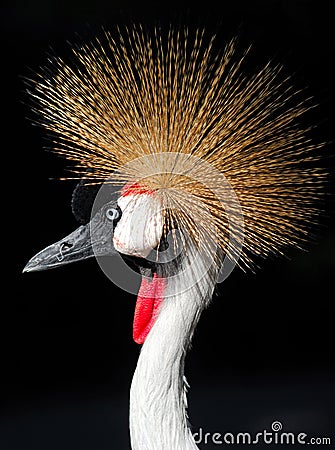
[
  {"left": 120, "top": 181, "right": 164, "bottom": 344},
  {"left": 133, "top": 273, "right": 166, "bottom": 344}
]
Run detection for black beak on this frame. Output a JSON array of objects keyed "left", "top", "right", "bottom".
[
  {"left": 23, "top": 223, "right": 94, "bottom": 272},
  {"left": 23, "top": 206, "right": 117, "bottom": 273}
]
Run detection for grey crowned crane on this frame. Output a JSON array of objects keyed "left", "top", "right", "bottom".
[{"left": 24, "top": 26, "right": 325, "bottom": 450}]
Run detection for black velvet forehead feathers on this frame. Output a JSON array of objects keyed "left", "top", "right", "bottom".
[
  {"left": 71, "top": 180, "right": 120, "bottom": 225},
  {"left": 71, "top": 180, "right": 101, "bottom": 225}
]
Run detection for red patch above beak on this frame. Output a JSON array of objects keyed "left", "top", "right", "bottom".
[
  {"left": 133, "top": 273, "right": 165, "bottom": 344},
  {"left": 122, "top": 182, "right": 154, "bottom": 197}
]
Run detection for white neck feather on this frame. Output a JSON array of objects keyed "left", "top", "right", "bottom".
[{"left": 130, "top": 248, "right": 217, "bottom": 450}]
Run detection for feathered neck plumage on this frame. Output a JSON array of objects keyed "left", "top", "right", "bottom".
[{"left": 130, "top": 242, "right": 218, "bottom": 450}]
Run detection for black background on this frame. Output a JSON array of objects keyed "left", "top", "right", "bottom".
[{"left": 1, "top": 1, "right": 334, "bottom": 449}]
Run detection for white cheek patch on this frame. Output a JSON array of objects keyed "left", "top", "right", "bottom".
[{"left": 113, "top": 194, "right": 164, "bottom": 258}]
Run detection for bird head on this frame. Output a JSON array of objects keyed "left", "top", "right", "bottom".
[
  {"left": 23, "top": 181, "right": 164, "bottom": 273},
  {"left": 23, "top": 26, "right": 325, "bottom": 344},
  {"left": 23, "top": 180, "right": 170, "bottom": 345}
]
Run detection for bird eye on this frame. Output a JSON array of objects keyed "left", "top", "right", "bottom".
[{"left": 106, "top": 207, "right": 120, "bottom": 221}]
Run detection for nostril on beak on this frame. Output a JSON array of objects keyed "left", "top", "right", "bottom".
[
  {"left": 57, "top": 241, "right": 74, "bottom": 261},
  {"left": 61, "top": 241, "right": 74, "bottom": 251}
]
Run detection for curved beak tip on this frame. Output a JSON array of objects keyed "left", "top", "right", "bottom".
[
  {"left": 22, "top": 264, "right": 30, "bottom": 274},
  {"left": 22, "top": 260, "right": 37, "bottom": 273},
  {"left": 22, "top": 255, "right": 48, "bottom": 273}
]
